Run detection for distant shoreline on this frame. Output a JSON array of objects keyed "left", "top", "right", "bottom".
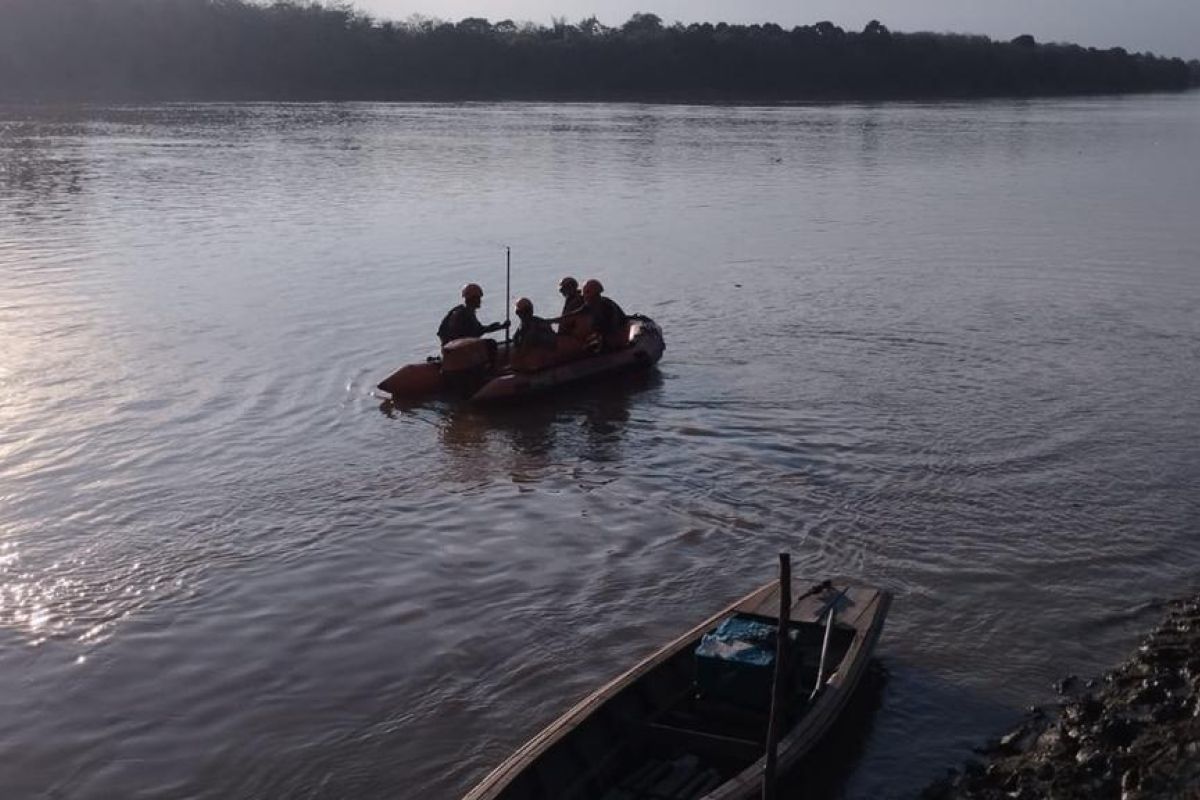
[
  {"left": 3, "top": 87, "right": 1198, "bottom": 109},
  {"left": 2, "top": 2, "right": 1197, "bottom": 104}
]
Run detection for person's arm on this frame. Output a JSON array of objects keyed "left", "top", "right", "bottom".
[{"left": 552, "top": 305, "right": 589, "bottom": 324}]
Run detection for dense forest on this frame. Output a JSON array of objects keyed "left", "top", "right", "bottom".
[{"left": 1, "top": 0, "right": 1197, "bottom": 102}]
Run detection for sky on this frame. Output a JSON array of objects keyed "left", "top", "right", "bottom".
[{"left": 352, "top": 0, "right": 1200, "bottom": 60}]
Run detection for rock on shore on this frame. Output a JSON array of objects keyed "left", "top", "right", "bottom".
[{"left": 923, "top": 595, "right": 1200, "bottom": 800}]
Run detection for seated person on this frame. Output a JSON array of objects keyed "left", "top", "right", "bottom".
[
  {"left": 437, "top": 283, "right": 508, "bottom": 345},
  {"left": 581, "top": 278, "right": 628, "bottom": 351},
  {"left": 513, "top": 298, "right": 556, "bottom": 350},
  {"left": 556, "top": 276, "right": 586, "bottom": 338},
  {"left": 511, "top": 297, "right": 563, "bottom": 372}
]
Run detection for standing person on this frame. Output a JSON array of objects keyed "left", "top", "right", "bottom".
[
  {"left": 437, "top": 283, "right": 508, "bottom": 345},
  {"left": 581, "top": 278, "right": 628, "bottom": 350},
  {"left": 556, "top": 276, "right": 586, "bottom": 338}
]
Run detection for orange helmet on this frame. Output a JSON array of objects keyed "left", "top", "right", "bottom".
[
  {"left": 461, "top": 283, "right": 483, "bottom": 300},
  {"left": 582, "top": 279, "right": 604, "bottom": 298},
  {"left": 558, "top": 276, "right": 578, "bottom": 292},
  {"left": 514, "top": 297, "right": 533, "bottom": 315}
]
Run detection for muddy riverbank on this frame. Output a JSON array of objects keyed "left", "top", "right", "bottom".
[{"left": 923, "top": 593, "right": 1200, "bottom": 799}]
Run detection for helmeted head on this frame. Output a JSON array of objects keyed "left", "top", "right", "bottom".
[
  {"left": 582, "top": 278, "right": 604, "bottom": 302},
  {"left": 514, "top": 297, "right": 533, "bottom": 319},
  {"left": 461, "top": 282, "right": 483, "bottom": 309},
  {"left": 558, "top": 276, "right": 579, "bottom": 297}
]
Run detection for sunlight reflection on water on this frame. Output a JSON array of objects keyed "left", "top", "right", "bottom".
[{"left": 0, "top": 96, "right": 1198, "bottom": 799}]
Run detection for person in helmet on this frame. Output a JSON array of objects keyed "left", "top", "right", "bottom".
[
  {"left": 509, "top": 297, "right": 559, "bottom": 372},
  {"left": 437, "top": 283, "right": 509, "bottom": 345},
  {"left": 556, "top": 276, "right": 586, "bottom": 338},
  {"left": 558, "top": 276, "right": 585, "bottom": 317},
  {"left": 512, "top": 297, "right": 556, "bottom": 352},
  {"left": 581, "top": 278, "right": 628, "bottom": 350}
]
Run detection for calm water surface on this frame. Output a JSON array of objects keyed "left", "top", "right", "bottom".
[{"left": 1, "top": 96, "right": 1199, "bottom": 798}]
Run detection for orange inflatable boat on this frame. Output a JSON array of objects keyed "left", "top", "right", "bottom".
[{"left": 377, "top": 315, "right": 664, "bottom": 405}]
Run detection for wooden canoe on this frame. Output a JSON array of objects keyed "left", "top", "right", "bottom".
[{"left": 462, "top": 578, "right": 891, "bottom": 800}]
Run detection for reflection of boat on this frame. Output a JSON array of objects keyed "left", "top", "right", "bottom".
[
  {"left": 462, "top": 577, "right": 890, "bottom": 800},
  {"left": 377, "top": 315, "right": 664, "bottom": 405}
]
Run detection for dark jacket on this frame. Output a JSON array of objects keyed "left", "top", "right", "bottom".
[
  {"left": 437, "top": 304, "right": 485, "bottom": 344},
  {"left": 587, "top": 296, "right": 627, "bottom": 340},
  {"left": 561, "top": 292, "right": 585, "bottom": 318},
  {"left": 558, "top": 292, "right": 586, "bottom": 337},
  {"left": 514, "top": 315, "right": 556, "bottom": 350}
]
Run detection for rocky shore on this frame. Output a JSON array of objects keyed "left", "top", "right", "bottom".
[{"left": 923, "top": 594, "right": 1200, "bottom": 800}]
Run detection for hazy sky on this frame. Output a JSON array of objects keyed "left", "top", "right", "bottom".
[{"left": 353, "top": 0, "right": 1200, "bottom": 59}]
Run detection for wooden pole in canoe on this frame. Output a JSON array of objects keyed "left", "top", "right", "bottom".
[{"left": 763, "top": 552, "right": 791, "bottom": 800}]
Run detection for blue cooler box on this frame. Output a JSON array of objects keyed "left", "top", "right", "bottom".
[{"left": 694, "top": 614, "right": 797, "bottom": 709}]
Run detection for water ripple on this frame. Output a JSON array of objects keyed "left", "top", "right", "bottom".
[{"left": 0, "top": 97, "right": 1198, "bottom": 800}]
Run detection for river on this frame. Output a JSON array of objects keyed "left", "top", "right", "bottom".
[{"left": 1, "top": 95, "right": 1198, "bottom": 798}]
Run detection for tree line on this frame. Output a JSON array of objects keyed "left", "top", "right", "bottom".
[{"left": 1, "top": 0, "right": 1196, "bottom": 102}]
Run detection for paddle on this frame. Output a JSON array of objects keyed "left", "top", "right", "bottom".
[{"left": 809, "top": 585, "right": 849, "bottom": 702}]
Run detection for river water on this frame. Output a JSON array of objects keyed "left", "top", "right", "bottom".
[{"left": 1, "top": 95, "right": 1198, "bottom": 799}]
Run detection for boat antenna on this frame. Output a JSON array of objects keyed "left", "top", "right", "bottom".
[{"left": 505, "top": 246, "right": 511, "bottom": 349}]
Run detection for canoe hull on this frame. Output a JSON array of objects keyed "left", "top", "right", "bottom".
[{"left": 463, "top": 578, "right": 890, "bottom": 800}]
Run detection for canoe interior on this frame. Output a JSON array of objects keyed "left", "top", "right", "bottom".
[{"left": 492, "top": 614, "right": 856, "bottom": 800}]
